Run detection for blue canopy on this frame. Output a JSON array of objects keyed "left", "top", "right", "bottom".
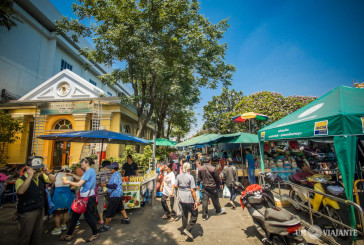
[{"left": 38, "top": 130, "right": 151, "bottom": 145}]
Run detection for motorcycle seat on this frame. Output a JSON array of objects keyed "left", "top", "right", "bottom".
[
  {"left": 264, "top": 208, "right": 294, "bottom": 222},
  {"left": 265, "top": 208, "right": 301, "bottom": 226}
]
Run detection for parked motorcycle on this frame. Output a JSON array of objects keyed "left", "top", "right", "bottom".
[
  {"left": 288, "top": 174, "right": 346, "bottom": 230},
  {"left": 236, "top": 173, "right": 306, "bottom": 245}
]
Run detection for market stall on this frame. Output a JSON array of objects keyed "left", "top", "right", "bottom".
[{"left": 258, "top": 86, "right": 364, "bottom": 233}]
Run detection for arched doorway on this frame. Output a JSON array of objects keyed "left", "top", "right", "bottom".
[{"left": 52, "top": 119, "right": 73, "bottom": 170}]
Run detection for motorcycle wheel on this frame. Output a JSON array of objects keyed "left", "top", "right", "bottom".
[
  {"left": 325, "top": 206, "right": 344, "bottom": 230},
  {"left": 272, "top": 236, "right": 287, "bottom": 245},
  {"left": 289, "top": 189, "right": 302, "bottom": 211}
]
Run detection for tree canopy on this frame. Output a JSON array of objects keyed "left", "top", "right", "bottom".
[
  {"left": 203, "top": 90, "right": 317, "bottom": 134},
  {"left": 56, "top": 0, "right": 235, "bottom": 141}
]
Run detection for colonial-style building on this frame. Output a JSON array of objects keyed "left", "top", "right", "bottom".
[{"left": 1, "top": 70, "right": 154, "bottom": 169}]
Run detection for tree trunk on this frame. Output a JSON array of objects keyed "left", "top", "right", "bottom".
[{"left": 166, "top": 120, "right": 172, "bottom": 139}]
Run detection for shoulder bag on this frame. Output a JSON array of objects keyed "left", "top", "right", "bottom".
[{"left": 71, "top": 180, "right": 95, "bottom": 214}]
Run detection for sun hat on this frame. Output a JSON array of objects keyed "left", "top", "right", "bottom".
[{"left": 106, "top": 162, "right": 119, "bottom": 169}]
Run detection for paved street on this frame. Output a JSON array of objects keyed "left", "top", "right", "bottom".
[{"left": 0, "top": 197, "right": 332, "bottom": 245}]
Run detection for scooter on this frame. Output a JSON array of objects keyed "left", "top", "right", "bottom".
[
  {"left": 236, "top": 173, "right": 306, "bottom": 245},
  {"left": 288, "top": 174, "right": 346, "bottom": 230}
]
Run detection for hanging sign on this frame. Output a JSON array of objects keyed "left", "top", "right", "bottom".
[
  {"left": 314, "top": 120, "right": 328, "bottom": 136},
  {"left": 361, "top": 117, "right": 364, "bottom": 133}
]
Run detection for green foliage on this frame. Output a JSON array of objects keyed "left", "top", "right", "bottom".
[
  {"left": 56, "top": 0, "right": 235, "bottom": 139},
  {"left": 202, "top": 90, "right": 317, "bottom": 135},
  {"left": 202, "top": 87, "right": 244, "bottom": 134},
  {"left": 107, "top": 145, "right": 153, "bottom": 173},
  {"left": 234, "top": 91, "right": 317, "bottom": 133},
  {"left": 156, "top": 146, "right": 176, "bottom": 162},
  {"left": 0, "top": 0, "right": 22, "bottom": 31},
  {"left": 0, "top": 112, "right": 25, "bottom": 164}
]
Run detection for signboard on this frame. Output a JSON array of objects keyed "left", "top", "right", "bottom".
[
  {"left": 40, "top": 102, "right": 92, "bottom": 115},
  {"left": 314, "top": 120, "right": 328, "bottom": 136},
  {"left": 362, "top": 117, "right": 364, "bottom": 133},
  {"left": 261, "top": 131, "right": 265, "bottom": 141},
  {"left": 122, "top": 183, "right": 141, "bottom": 209}
]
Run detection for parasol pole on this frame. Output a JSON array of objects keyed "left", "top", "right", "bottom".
[
  {"left": 240, "top": 143, "right": 245, "bottom": 186},
  {"left": 99, "top": 138, "right": 104, "bottom": 166}
]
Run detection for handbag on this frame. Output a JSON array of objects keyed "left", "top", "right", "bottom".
[{"left": 71, "top": 181, "right": 95, "bottom": 214}]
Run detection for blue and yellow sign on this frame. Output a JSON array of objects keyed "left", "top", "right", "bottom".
[
  {"left": 361, "top": 117, "right": 364, "bottom": 133},
  {"left": 314, "top": 120, "right": 328, "bottom": 136},
  {"left": 261, "top": 131, "right": 265, "bottom": 141}
]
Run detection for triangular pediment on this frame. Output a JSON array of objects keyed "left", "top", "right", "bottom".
[{"left": 19, "top": 69, "right": 106, "bottom": 101}]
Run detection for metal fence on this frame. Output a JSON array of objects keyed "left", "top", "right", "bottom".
[{"left": 258, "top": 172, "right": 364, "bottom": 244}]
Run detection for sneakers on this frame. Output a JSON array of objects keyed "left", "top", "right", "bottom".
[
  {"left": 217, "top": 208, "right": 226, "bottom": 215},
  {"left": 121, "top": 218, "right": 130, "bottom": 224},
  {"left": 202, "top": 215, "right": 209, "bottom": 221},
  {"left": 61, "top": 224, "right": 67, "bottom": 231},
  {"left": 76, "top": 220, "right": 81, "bottom": 226},
  {"left": 183, "top": 229, "right": 193, "bottom": 239},
  {"left": 51, "top": 228, "right": 62, "bottom": 235},
  {"left": 98, "top": 225, "right": 109, "bottom": 232}
]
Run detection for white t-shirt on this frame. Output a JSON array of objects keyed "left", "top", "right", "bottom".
[
  {"left": 54, "top": 172, "right": 74, "bottom": 187},
  {"left": 162, "top": 171, "right": 176, "bottom": 196}
]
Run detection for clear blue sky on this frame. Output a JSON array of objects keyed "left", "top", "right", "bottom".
[{"left": 50, "top": 0, "right": 364, "bottom": 137}]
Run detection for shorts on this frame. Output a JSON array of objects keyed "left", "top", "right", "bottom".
[
  {"left": 105, "top": 197, "right": 124, "bottom": 218},
  {"left": 53, "top": 208, "right": 68, "bottom": 215}
]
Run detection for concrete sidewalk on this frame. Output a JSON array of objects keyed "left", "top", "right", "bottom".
[{"left": 0, "top": 198, "right": 326, "bottom": 245}]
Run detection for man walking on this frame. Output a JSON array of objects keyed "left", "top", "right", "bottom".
[
  {"left": 197, "top": 156, "right": 226, "bottom": 221},
  {"left": 15, "top": 156, "right": 55, "bottom": 245}
]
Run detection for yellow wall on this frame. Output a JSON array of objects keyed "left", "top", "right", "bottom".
[{"left": 6, "top": 103, "right": 154, "bottom": 167}]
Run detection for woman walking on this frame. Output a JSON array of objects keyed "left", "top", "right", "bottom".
[
  {"left": 60, "top": 157, "right": 99, "bottom": 242},
  {"left": 160, "top": 162, "right": 176, "bottom": 222},
  {"left": 98, "top": 162, "right": 130, "bottom": 232},
  {"left": 50, "top": 166, "right": 74, "bottom": 235},
  {"left": 222, "top": 158, "right": 238, "bottom": 209},
  {"left": 172, "top": 161, "right": 198, "bottom": 241}
]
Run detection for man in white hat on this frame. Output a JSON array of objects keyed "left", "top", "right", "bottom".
[{"left": 15, "top": 156, "right": 55, "bottom": 245}]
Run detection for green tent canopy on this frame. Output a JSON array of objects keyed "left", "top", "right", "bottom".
[
  {"left": 258, "top": 86, "right": 364, "bottom": 232},
  {"left": 218, "top": 133, "right": 259, "bottom": 144},
  {"left": 175, "top": 134, "right": 222, "bottom": 147},
  {"left": 150, "top": 138, "right": 177, "bottom": 146}
]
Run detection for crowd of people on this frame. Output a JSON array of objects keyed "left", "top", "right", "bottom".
[
  {"left": 12, "top": 150, "right": 258, "bottom": 244},
  {"left": 14, "top": 154, "right": 142, "bottom": 244}
]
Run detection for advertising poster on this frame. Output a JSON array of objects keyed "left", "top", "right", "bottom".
[
  {"left": 314, "top": 120, "right": 328, "bottom": 136},
  {"left": 122, "top": 183, "right": 141, "bottom": 209},
  {"left": 362, "top": 117, "right": 364, "bottom": 133},
  {"left": 261, "top": 131, "right": 265, "bottom": 141}
]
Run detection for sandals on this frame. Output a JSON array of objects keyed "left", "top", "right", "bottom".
[
  {"left": 60, "top": 235, "right": 73, "bottom": 241},
  {"left": 168, "top": 217, "right": 175, "bottom": 222},
  {"left": 86, "top": 234, "right": 100, "bottom": 242},
  {"left": 162, "top": 215, "right": 169, "bottom": 220}
]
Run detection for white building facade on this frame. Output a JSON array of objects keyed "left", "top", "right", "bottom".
[{"left": 0, "top": 0, "right": 132, "bottom": 101}]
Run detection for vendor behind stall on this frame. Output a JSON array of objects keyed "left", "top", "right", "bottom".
[
  {"left": 293, "top": 161, "right": 315, "bottom": 187},
  {"left": 122, "top": 155, "right": 139, "bottom": 177}
]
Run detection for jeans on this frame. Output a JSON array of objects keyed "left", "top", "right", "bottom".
[
  {"left": 161, "top": 194, "right": 175, "bottom": 216},
  {"left": 181, "top": 202, "right": 198, "bottom": 232},
  {"left": 202, "top": 187, "right": 221, "bottom": 218},
  {"left": 248, "top": 168, "right": 256, "bottom": 184},
  {"left": 67, "top": 195, "right": 98, "bottom": 236},
  {"left": 18, "top": 208, "right": 44, "bottom": 245},
  {"left": 228, "top": 185, "right": 237, "bottom": 202}
]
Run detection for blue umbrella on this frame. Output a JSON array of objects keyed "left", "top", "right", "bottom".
[{"left": 38, "top": 130, "right": 151, "bottom": 165}]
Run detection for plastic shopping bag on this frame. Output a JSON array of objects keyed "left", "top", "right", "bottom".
[{"left": 223, "top": 185, "right": 230, "bottom": 198}]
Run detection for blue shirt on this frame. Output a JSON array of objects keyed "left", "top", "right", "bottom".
[
  {"left": 81, "top": 168, "right": 96, "bottom": 193},
  {"left": 108, "top": 171, "right": 123, "bottom": 198},
  {"left": 246, "top": 154, "right": 255, "bottom": 169}
]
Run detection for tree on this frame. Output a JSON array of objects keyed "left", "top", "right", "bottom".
[
  {"left": 56, "top": 0, "right": 235, "bottom": 143},
  {"left": 202, "top": 87, "right": 244, "bottom": 133},
  {"left": 168, "top": 108, "right": 196, "bottom": 141},
  {"left": 0, "top": 0, "right": 22, "bottom": 30},
  {"left": 234, "top": 91, "right": 317, "bottom": 133},
  {"left": 0, "top": 112, "right": 24, "bottom": 164}
]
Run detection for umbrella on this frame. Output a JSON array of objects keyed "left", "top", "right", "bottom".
[
  {"left": 175, "top": 134, "right": 222, "bottom": 147},
  {"left": 233, "top": 112, "right": 268, "bottom": 123},
  {"left": 149, "top": 138, "right": 177, "bottom": 146},
  {"left": 218, "top": 133, "right": 258, "bottom": 144},
  {"left": 38, "top": 130, "right": 151, "bottom": 165}
]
